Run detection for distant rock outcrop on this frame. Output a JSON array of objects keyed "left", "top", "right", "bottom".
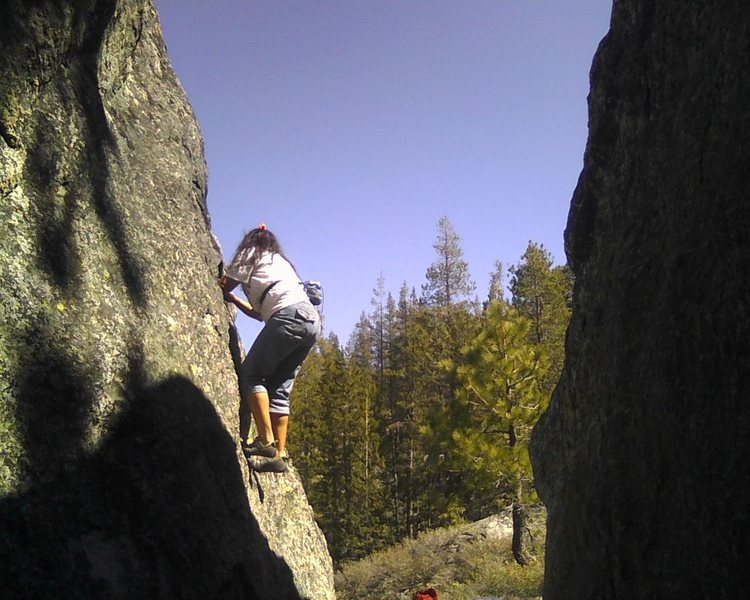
[
  {"left": 531, "top": 1, "right": 749, "bottom": 598},
  {"left": 0, "top": 1, "right": 333, "bottom": 598}
]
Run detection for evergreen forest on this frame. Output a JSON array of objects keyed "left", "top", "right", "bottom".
[{"left": 291, "top": 216, "right": 572, "bottom": 565}]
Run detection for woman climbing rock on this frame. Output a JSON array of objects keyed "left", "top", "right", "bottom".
[{"left": 219, "top": 224, "right": 321, "bottom": 473}]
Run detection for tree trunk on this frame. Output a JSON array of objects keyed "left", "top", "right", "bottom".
[
  {"left": 512, "top": 496, "right": 530, "bottom": 566},
  {"left": 510, "top": 423, "right": 531, "bottom": 565},
  {"left": 407, "top": 436, "right": 415, "bottom": 538}
]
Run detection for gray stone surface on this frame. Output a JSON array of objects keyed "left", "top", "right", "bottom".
[
  {"left": 531, "top": 1, "right": 750, "bottom": 598},
  {"left": 0, "top": 1, "right": 333, "bottom": 598}
]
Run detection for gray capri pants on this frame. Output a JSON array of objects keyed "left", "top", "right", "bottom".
[{"left": 240, "top": 301, "right": 320, "bottom": 415}]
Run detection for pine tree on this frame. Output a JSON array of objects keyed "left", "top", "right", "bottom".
[
  {"left": 297, "top": 334, "right": 379, "bottom": 562},
  {"left": 487, "top": 259, "right": 505, "bottom": 304},
  {"left": 370, "top": 273, "right": 389, "bottom": 378},
  {"left": 509, "top": 241, "right": 572, "bottom": 388},
  {"left": 292, "top": 341, "right": 328, "bottom": 511},
  {"left": 383, "top": 284, "right": 413, "bottom": 538},
  {"left": 421, "top": 216, "right": 476, "bottom": 306},
  {"left": 447, "top": 301, "right": 550, "bottom": 565},
  {"left": 386, "top": 292, "right": 482, "bottom": 535},
  {"left": 415, "top": 301, "right": 482, "bottom": 528},
  {"left": 345, "top": 316, "right": 382, "bottom": 550},
  {"left": 483, "top": 258, "right": 505, "bottom": 314},
  {"left": 347, "top": 311, "right": 374, "bottom": 368}
]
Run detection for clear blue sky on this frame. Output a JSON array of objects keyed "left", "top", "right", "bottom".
[{"left": 155, "top": 0, "right": 612, "bottom": 347}]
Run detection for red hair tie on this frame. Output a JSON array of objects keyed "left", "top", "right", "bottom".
[{"left": 257, "top": 223, "right": 267, "bottom": 231}]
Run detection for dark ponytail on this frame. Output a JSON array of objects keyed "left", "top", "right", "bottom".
[{"left": 231, "top": 225, "right": 295, "bottom": 272}]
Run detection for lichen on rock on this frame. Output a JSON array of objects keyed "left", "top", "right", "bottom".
[{"left": 0, "top": 1, "right": 334, "bottom": 598}]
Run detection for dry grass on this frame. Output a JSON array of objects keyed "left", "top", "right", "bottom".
[{"left": 335, "top": 510, "right": 545, "bottom": 600}]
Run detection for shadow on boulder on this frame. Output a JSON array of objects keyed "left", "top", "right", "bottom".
[{"left": 0, "top": 339, "right": 301, "bottom": 599}]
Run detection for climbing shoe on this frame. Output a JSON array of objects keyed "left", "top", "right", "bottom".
[
  {"left": 242, "top": 437, "right": 276, "bottom": 458},
  {"left": 249, "top": 456, "right": 288, "bottom": 473}
]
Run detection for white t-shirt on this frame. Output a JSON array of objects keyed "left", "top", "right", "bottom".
[{"left": 226, "top": 248, "right": 309, "bottom": 322}]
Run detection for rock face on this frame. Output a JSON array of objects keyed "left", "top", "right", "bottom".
[
  {"left": 531, "top": 2, "right": 749, "bottom": 598},
  {"left": 0, "top": 1, "right": 334, "bottom": 598}
]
